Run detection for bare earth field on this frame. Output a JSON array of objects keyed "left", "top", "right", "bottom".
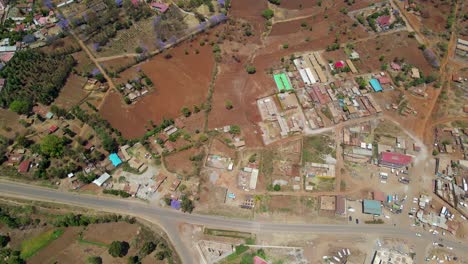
[
  {"left": 53, "top": 74, "right": 88, "bottom": 110},
  {"left": 353, "top": 32, "right": 435, "bottom": 75},
  {"left": 100, "top": 40, "right": 214, "bottom": 138},
  {"left": 165, "top": 147, "right": 202, "bottom": 177}
]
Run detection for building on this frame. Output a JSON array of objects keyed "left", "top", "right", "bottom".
[
  {"left": 349, "top": 50, "right": 360, "bottom": 60},
  {"left": 93, "top": 173, "right": 111, "bottom": 186},
  {"left": 109, "top": 153, "right": 122, "bottom": 167},
  {"left": 363, "top": 199, "right": 382, "bottom": 215},
  {"left": 150, "top": 2, "right": 169, "bottom": 13},
  {"left": 379, "top": 152, "right": 412, "bottom": 168},
  {"left": 376, "top": 16, "right": 391, "bottom": 29},
  {"left": 249, "top": 169, "right": 259, "bottom": 190},
  {"left": 369, "top": 79, "right": 383, "bottom": 92},
  {"left": 390, "top": 62, "right": 401, "bottom": 71},
  {"left": 372, "top": 248, "right": 414, "bottom": 264},
  {"left": 373, "top": 191, "right": 386, "bottom": 202},
  {"left": 336, "top": 195, "right": 346, "bottom": 215},
  {"left": 18, "top": 160, "right": 30, "bottom": 173},
  {"left": 377, "top": 76, "right": 391, "bottom": 85},
  {"left": 411, "top": 68, "right": 420, "bottom": 79}
]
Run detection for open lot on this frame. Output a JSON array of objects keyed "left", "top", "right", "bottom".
[
  {"left": 53, "top": 74, "right": 89, "bottom": 110},
  {"left": 100, "top": 40, "right": 214, "bottom": 138}
]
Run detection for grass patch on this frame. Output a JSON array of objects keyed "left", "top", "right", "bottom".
[
  {"left": 452, "top": 120, "right": 468, "bottom": 129},
  {"left": 204, "top": 229, "right": 252, "bottom": 239},
  {"left": 302, "top": 135, "right": 334, "bottom": 164},
  {"left": 21, "top": 229, "right": 64, "bottom": 259},
  {"left": 78, "top": 238, "right": 108, "bottom": 248},
  {"left": 225, "top": 244, "right": 249, "bottom": 262}
]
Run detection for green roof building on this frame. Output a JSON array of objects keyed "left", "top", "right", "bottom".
[{"left": 363, "top": 199, "right": 382, "bottom": 215}]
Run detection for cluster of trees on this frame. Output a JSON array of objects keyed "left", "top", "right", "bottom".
[
  {"left": 71, "top": 106, "right": 119, "bottom": 152},
  {"left": 108, "top": 241, "right": 130, "bottom": 257},
  {"left": 0, "top": 50, "right": 75, "bottom": 114},
  {"left": 178, "top": 0, "right": 214, "bottom": 11}
]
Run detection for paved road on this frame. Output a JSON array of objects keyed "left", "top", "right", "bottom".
[{"left": 0, "top": 181, "right": 467, "bottom": 263}]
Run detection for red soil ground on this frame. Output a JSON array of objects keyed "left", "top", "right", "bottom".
[
  {"left": 266, "top": 11, "right": 368, "bottom": 52},
  {"left": 352, "top": 32, "right": 435, "bottom": 75},
  {"left": 100, "top": 40, "right": 214, "bottom": 139}
]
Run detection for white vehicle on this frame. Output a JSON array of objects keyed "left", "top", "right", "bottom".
[
  {"left": 348, "top": 207, "right": 355, "bottom": 212},
  {"left": 338, "top": 252, "right": 343, "bottom": 258},
  {"left": 433, "top": 230, "right": 439, "bottom": 235},
  {"left": 442, "top": 231, "right": 446, "bottom": 235},
  {"left": 377, "top": 240, "right": 382, "bottom": 247},
  {"left": 342, "top": 249, "right": 347, "bottom": 256},
  {"left": 333, "top": 256, "right": 340, "bottom": 262},
  {"left": 385, "top": 215, "right": 390, "bottom": 219},
  {"left": 322, "top": 256, "right": 328, "bottom": 259},
  {"left": 461, "top": 215, "right": 467, "bottom": 220},
  {"left": 416, "top": 233, "right": 422, "bottom": 237},
  {"left": 447, "top": 247, "right": 453, "bottom": 250},
  {"left": 346, "top": 249, "right": 351, "bottom": 255}
]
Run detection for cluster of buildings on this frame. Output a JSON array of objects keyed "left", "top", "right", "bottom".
[
  {"left": 415, "top": 194, "right": 461, "bottom": 235},
  {"left": 119, "top": 78, "right": 151, "bottom": 102},
  {"left": 304, "top": 162, "right": 335, "bottom": 191}
]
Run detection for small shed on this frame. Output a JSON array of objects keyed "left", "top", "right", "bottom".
[{"left": 18, "top": 160, "right": 30, "bottom": 173}]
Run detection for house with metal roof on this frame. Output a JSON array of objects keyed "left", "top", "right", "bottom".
[
  {"left": 369, "top": 79, "right": 383, "bottom": 92},
  {"left": 363, "top": 199, "right": 382, "bottom": 215},
  {"left": 93, "top": 172, "right": 111, "bottom": 187}
]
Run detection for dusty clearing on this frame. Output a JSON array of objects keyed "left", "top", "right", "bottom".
[{"left": 53, "top": 74, "right": 88, "bottom": 110}]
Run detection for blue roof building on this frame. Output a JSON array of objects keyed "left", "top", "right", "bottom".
[
  {"left": 370, "top": 79, "right": 383, "bottom": 92},
  {"left": 109, "top": 153, "right": 122, "bottom": 167},
  {"left": 363, "top": 199, "right": 382, "bottom": 215}
]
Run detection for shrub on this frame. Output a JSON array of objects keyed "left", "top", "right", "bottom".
[
  {"left": 261, "top": 9, "right": 274, "bottom": 20},
  {"left": 273, "top": 184, "right": 281, "bottom": 191},
  {"left": 245, "top": 65, "right": 256, "bottom": 74},
  {"left": 87, "top": 256, "right": 102, "bottom": 264},
  {"left": 140, "top": 241, "right": 157, "bottom": 256}
]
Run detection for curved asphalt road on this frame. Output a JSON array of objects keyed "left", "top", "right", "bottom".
[{"left": 0, "top": 181, "right": 466, "bottom": 263}]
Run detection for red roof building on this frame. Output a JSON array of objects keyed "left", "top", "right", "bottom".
[
  {"left": 377, "top": 76, "right": 392, "bottom": 85},
  {"left": 49, "top": 125, "right": 58, "bottom": 134},
  {"left": 150, "top": 2, "right": 169, "bottom": 13},
  {"left": 18, "top": 160, "right": 30, "bottom": 173},
  {"left": 335, "top": 61, "right": 345, "bottom": 68},
  {"left": 253, "top": 256, "right": 269, "bottom": 264},
  {"left": 379, "top": 152, "right": 412, "bottom": 168},
  {"left": 377, "top": 16, "right": 391, "bottom": 27},
  {"left": 335, "top": 195, "right": 346, "bottom": 216},
  {"left": 373, "top": 191, "right": 386, "bottom": 202},
  {"left": 390, "top": 62, "right": 401, "bottom": 71}
]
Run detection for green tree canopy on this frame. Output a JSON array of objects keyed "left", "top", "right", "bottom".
[
  {"left": 108, "top": 241, "right": 129, "bottom": 258},
  {"left": 40, "top": 135, "right": 64, "bottom": 158},
  {"left": 9, "top": 100, "right": 32, "bottom": 115}
]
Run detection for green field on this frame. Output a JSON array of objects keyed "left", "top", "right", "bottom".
[{"left": 21, "top": 229, "right": 64, "bottom": 259}]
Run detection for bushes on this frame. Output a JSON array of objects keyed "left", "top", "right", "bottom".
[
  {"left": 139, "top": 241, "right": 157, "bottom": 256},
  {"left": 103, "top": 189, "right": 131, "bottom": 198}
]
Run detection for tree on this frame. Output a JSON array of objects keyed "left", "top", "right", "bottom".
[
  {"left": 225, "top": 100, "right": 233, "bottom": 110},
  {"left": 245, "top": 65, "right": 256, "bottom": 74},
  {"left": 16, "top": 135, "right": 31, "bottom": 148},
  {"left": 268, "top": 0, "right": 280, "bottom": 5},
  {"left": 273, "top": 184, "right": 281, "bottom": 191},
  {"left": 181, "top": 196, "right": 194, "bottom": 213},
  {"left": 181, "top": 107, "right": 191, "bottom": 117},
  {"left": 9, "top": 100, "right": 32, "bottom": 115},
  {"left": 108, "top": 241, "right": 129, "bottom": 257},
  {"left": 40, "top": 135, "right": 64, "bottom": 158},
  {"left": 87, "top": 256, "right": 102, "bottom": 264},
  {"left": 229, "top": 125, "right": 241, "bottom": 135},
  {"left": 0, "top": 235, "right": 10, "bottom": 248},
  {"left": 140, "top": 241, "right": 157, "bottom": 256},
  {"left": 261, "top": 9, "right": 274, "bottom": 20},
  {"left": 282, "top": 43, "right": 289, "bottom": 49}
]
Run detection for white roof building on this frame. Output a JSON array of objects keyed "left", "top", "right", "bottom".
[
  {"left": 249, "top": 169, "right": 259, "bottom": 190},
  {"left": 93, "top": 173, "right": 111, "bottom": 187}
]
